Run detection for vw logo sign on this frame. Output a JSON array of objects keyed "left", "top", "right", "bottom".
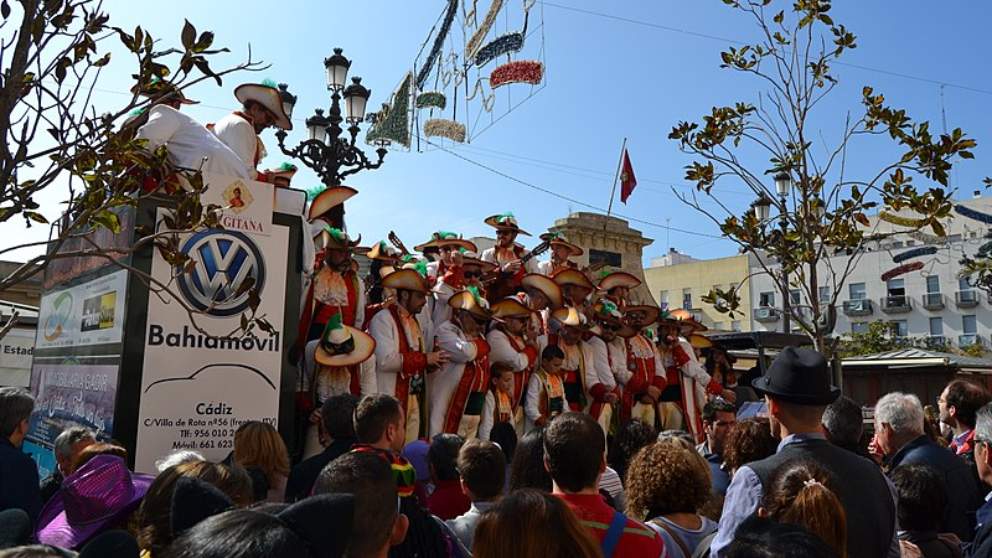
[{"left": 177, "top": 230, "right": 265, "bottom": 317}]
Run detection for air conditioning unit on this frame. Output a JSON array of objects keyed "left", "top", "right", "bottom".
[{"left": 753, "top": 307, "right": 780, "bottom": 322}]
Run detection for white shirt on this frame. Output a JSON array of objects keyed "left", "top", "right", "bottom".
[
  {"left": 212, "top": 112, "right": 264, "bottom": 177},
  {"left": 302, "top": 339, "right": 377, "bottom": 400},
  {"left": 135, "top": 105, "right": 250, "bottom": 178}
]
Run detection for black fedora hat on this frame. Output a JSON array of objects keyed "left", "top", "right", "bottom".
[{"left": 751, "top": 346, "right": 840, "bottom": 405}]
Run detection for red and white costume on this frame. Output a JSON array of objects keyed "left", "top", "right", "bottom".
[
  {"left": 430, "top": 320, "right": 491, "bottom": 439},
  {"left": 369, "top": 305, "right": 429, "bottom": 443}
]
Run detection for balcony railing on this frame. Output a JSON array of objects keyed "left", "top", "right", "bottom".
[
  {"left": 843, "top": 298, "right": 873, "bottom": 316},
  {"left": 921, "top": 293, "right": 945, "bottom": 311},
  {"left": 880, "top": 295, "right": 911, "bottom": 314},
  {"left": 753, "top": 307, "right": 781, "bottom": 322},
  {"left": 959, "top": 334, "right": 983, "bottom": 347},
  {"left": 956, "top": 290, "right": 980, "bottom": 308}
]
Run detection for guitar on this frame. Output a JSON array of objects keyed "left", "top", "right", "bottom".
[
  {"left": 387, "top": 231, "right": 411, "bottom": 256},
  {"left": 484, "top": 240, "right": 551, "bottom": 302}
]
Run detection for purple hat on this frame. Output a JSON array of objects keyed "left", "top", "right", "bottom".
[
  {"left": 36, "top": 454, "right": 154, "bottom": 549},
  {"left": 402, "top": 439, "right": 431, "bottom": 482}
]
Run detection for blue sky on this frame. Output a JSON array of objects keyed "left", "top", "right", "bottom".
[{"left": 6, "top": 1, "right": 992, "bottom": 265}]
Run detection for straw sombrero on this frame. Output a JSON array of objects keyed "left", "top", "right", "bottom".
[
  {"left": 552, "top": 268, "right": 596, "bottom": 292},
  {"left": 550, "top": 306, "right": 587, "bottom": 329},
  {"left": 521, "top": 273, "right": 563, "bottom": 309},
  {"left": 669, "top": 308, "right": 708, "bottom": 332},
  {"left": 314, "top": 313, "right": 376, "bottom": 367},
  {"left": 539, "top": 231, "right": 583, "bottom": 257},
  {"left": 484, "top": 212, "right": 530, "bottom": 236},
  {"left": 624, "top": 305, "right": 661, "bottom": 329},
  {"left": 320, "top": 226, "right": 361, "bottom": 252},
  {"left": 381, "top": 268, "right": 430, "bottom": 294},
  {"left": 462, "top": 251, "right": 498, "bottom": 274},
  {"left": 491, "top": 297, "right": 533, "bottom": 320},
  {"left": 597, "top": 270, "right": 641, "bottom": 292},
  {"left": 689, "top": 333, "right": 713, "bottom": 350},
  {"left": 448, "top": 289, "right": 492, "bottom": 321},
  {"left": 414, "top": 231, "right": 477, "bottom": 253},
  {"left": 234, "top": 82, "right": 293, "bottom": 130},
  {"left": 308, "top": 186, "right": 358, "bottom": 221},
  {"left": 367, "top": 240, "right": 402, "bottom": 262}
]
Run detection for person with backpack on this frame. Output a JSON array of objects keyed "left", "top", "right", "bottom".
[{"left": 545, "top": 412, "right": 665, "bottom": 558}]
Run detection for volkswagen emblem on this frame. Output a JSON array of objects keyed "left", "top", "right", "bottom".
[{"left": 177, "top": 230, "right": 265, "bottom": 317}]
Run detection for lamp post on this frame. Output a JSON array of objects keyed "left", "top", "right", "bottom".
[
  {"left": 773, "top": 172, "right": 793, "bottom": 334},
  {"left": 275, "top": 48, "right": 386, "bottom": 188}
]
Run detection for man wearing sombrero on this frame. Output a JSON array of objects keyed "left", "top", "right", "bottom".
[
  {"left": 620, "top": 305, "right": 667, "bottom": 427},
  {"left": 537, "top": 231, "right": 583, "bottom": 276},
  {"left": 598, "top": 269, "right": 642, "bottom": 308},
  {"left": 369, "top": 269, "right": 451, "bottom": 443},
  {"left": 433, "top": 250, "right": 495, "bottom": 327},
  {"left": 547, "top": 307, "right": 610, "bottom": 427},
  {"left": 481, "top": 213, "right": 539, "bottom": 301},
  {"left": 584, "top": 300, "right": 625, "bottom": 432},
  {"left": 300, "top": 312, "right": 376, "bottom": 457},
  {"left": 430, "top": 290, "right": 493, "bottom": 439},
  {"left": 133, "top": 80, "right": 252, "bottom": 180},
  {"left": 487, "top": 296, "right": 540, "bottom": 421},
  {"left": 660, "top": 309, "right": 735, "bottom": 442},
  {"left": 552, "top": 268, "right": 596, "bottom": 312},
  {"left": 212, "top": 81, "right": 293, "bottom": 180},
  {"left": 297, "top": 226, "right": 365, "bottom": 349},
  {"left": 521, "top": 273, "right": 562, "bottom": 355},
  {"left": 415, "top": 231, "right": 477, "bottom": 286}
]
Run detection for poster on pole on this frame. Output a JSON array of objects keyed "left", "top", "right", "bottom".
[
  {"left": 0, "top": 327, "right": 36, "bottom": 387},
  {"left": 135, "top": 175, "right": 286, "bottom": 472},
  {"left": 36, "top": 269, "right": 127, "bottom": 351}
]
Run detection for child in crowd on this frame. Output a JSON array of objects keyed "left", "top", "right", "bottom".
[
  {"left": 524, "top": 345, "right": 566, "bottom": 431},
  {"left": 479, "top": 363, "right": 518, "bottom": 440}
]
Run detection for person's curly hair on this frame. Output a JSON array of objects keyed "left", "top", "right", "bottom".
[
  {"left": 624, "top": 439, "right": 711, "bottom": 520},
  {"left": 723, "top": 417, "right": 778, "bottom": 473}
]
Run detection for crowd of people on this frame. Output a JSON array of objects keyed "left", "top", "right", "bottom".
[
  {"left": 3, "top": 354, "right": 992, "bottom": 557},
  {"left": 2, "top": 81, "right": 992, "bottom": 557}
]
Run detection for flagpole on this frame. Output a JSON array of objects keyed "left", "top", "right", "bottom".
[{"left": 606, "top": 137, "right": 627, "bottom": 219}]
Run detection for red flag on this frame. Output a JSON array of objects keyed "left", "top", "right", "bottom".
[{"left": 619, "top": 149, "right": 637, "bottom": 204}]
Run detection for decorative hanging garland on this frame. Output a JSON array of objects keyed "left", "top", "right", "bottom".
[
  {"left": 423, "top": 118, "right": 466, "bottom": 142},
  {"left": 415, "top": 91, "right": 447, "bottom": 110},
  {"left": 880, "top": 261, "right": 925, "bottom": 281},
  {"left": 416, "top": 0, "right": 458, "bottom": 90},
  {"left": 878, "top": 211, "right": 927, "bottom": 228},
  {"left": 892, "top": 246, "right": 938, "bottom": 263},
  {"left": 954, "top": 204, "right": 992, "bottom": 225},
  {"left": 474, "top": 32, "right": 524, "bottom": 67},
  {"left": 465, "top": 0, "right": 504, "bottom": 59},
  {"left": 367, "top": 73, "right": 412, "bottom": 148},
  {"left": 490, "top": 60, "right": 544, "bottom": 88},
  {"left": 977, "top": 240, "right": 992, "bottom": 258}
]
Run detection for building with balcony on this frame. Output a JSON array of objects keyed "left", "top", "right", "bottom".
[
  {"left": 746, "top": 195, "right": 992, "bottom": 349},
  {"left": 643, "top": 253, "right": 751, "bottom": 332}
]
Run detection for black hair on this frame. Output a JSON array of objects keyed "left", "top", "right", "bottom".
[
  {"left": 321, "top": 394, "right": 358, "bottom": 439},
  {"left": 542, "top": 345, "right": 565, "bottom": 361},
  {"left": 428, "top": 433, "right": 464, "bottom": 482},
  {"left": 509, "top": 428, "right": 552, "bottom": 492},
  {"left": 489, "top": 422, "right": 518, "bottom": 462},
  {"left": 702, "top": 398, "right": 736, "bottom": 422},
  {"left": 608, "top": 419, "right": 656, "bottom": 482},
  {"left": 822, "top": 395, "right": 864, "bottom": 452},
  {"left": 161, "top": 510, "right": 308, "bottom": 558},
  {"left": 543, "top": 413, "right": 604, "bottom": 493},
  {"left": 890, "top": 463, "right": 947, "bottom": 532},
  {"left": 354, "top": 394, "right": 402, "bottom": 444},
  {"left": 312, "top": 451, "right": 397, "bottom": 557}
]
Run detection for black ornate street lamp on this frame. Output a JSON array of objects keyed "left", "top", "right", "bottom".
[{"left": 275, "top": 48, "right": 386, "bottom": 187}]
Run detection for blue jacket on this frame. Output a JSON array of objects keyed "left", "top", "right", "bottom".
[
  {"left": 967, "top": 499, "right": 992, "bottom": 557},
  {"left": 0, "top": 438, "right": 41, "bottom": 525},
  {"left": 890, "top": 435, "right": 980, "bottom": 542}
]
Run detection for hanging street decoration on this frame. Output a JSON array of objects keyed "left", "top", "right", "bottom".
[
  {"left": 423, "top": 118, "right": 467, "bottom": 142},
  {"left": 416, "top": 91, "right": 447, "bottom": 110},
  {"left": 892, "top": 246, "right": 939, "bottom": 263},
  {"left": 465, "top": 0, "right": 505, "bottom": 58},
  {"left": 955, "top": 204, "right": 992, "bottom": 225},
  {"left": 474, "top": 32, "right": 525, "bottom": 67},
  {"left": 491, "top": 60, "right": 544, "bottom": 88},
  {"left": 367, "top": 72, "right": 413, "bottom": 148},
  {"left": 416, "top": 0, "right": 459, "bottom": 91},
  {"left": 880, "top": 261, "right": 925, "bottom": 281}
]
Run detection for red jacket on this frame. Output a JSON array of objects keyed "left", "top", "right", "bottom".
[{"left": 556, "top": 492, "right": 665, "bottom": 558}]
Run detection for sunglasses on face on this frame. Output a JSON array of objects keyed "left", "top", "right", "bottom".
[
  {"left": 464, "top": 270, "right": 482, "bottom": 279},
  {"left": 601, "top": 324, "right": 620, "bottom": 332}
]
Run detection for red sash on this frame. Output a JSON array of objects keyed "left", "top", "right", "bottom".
[
  {"left": 386, "top": 305, "right": 425, "bottom": 413},
  {"left": 297, "top": 269, "right": 360, "bottom": 356},
  {"left": 622, "top": 336, "right": 656, "bottom": 421},
  {"left": 501, "top": 330, "right": 537, "bottom": 406},
  {"left": 442, "top": 338, "right": 491, "bottom": 433}
]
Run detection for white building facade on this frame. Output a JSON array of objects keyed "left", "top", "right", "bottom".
[{"left": 747, "top": 196, "right": 992, "bottom": 349}]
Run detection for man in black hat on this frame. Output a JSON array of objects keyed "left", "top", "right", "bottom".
[{"left": 709, "top": 347, "right": 898, "bottom": 558}]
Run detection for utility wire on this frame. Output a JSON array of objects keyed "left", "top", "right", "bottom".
[
  {"left": 543, "top": 1, "right": 992, "bottom": 97},
  {"left": 419, "top": 135, "right": 727, "bottom": 240}
]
